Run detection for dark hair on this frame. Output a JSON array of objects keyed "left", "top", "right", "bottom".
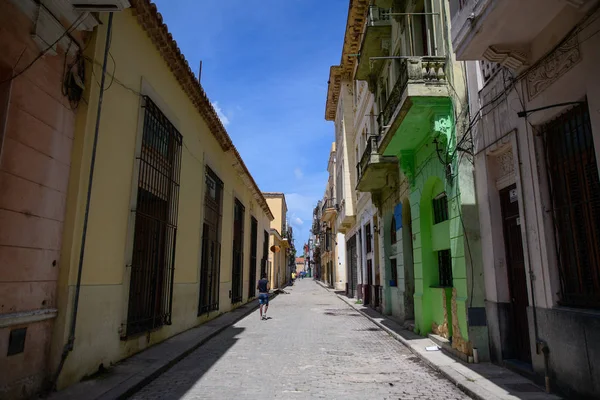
[{"left": 261, "top": 274, "right": 267, "bottom": 279}]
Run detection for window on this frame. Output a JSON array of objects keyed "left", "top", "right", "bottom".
[
  {"left": 433, "top": 193, "right": 449, "bottom": 224},
  {"left": 391, "top": 217, "right": 397, "bottom": 244},
  {"left": 0, "top": 62, "right": 11, "bottom": 162},
  {"left": 438, "top": 249, "right": 452, "bottom": 287},
  {"left": 544, "top": 101, "right": 600, "bottom": 308},
  {"left": 261, "top": 230, "right": 269, "bottom": 277},
  {"left": 199, "top": 167, "right": 223, "bottom": 315},
  {"left": 231, "top": 199, "right": 245, "bottom": 303},
  {"left": 390, "top": 258, "right": 398, "bottom": 287},
  {"left": 249, "top": 217, "right": 258, "bottom": 298},
  {"left": 127, "top": 96, "right": 182, "bottom": 336},
  {"left": 366, "top": 223, "right": 372, "bottom": 253}
]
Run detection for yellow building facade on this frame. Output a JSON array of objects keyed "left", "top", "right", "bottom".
[
  {"left": 49, "top": 4, "right": 274, "bottom": 389},
  {"left": 263, "top": 193, "right": 289, "bottom": 289}
]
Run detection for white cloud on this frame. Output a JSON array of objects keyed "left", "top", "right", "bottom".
[
  {"left": 212, "top": 101, "right": 230, "bottom": 126},
  {"left": 294, "top": 217, "right": 304, "bottom": 225},
  {"left": 294, "top": 168, "right": 304, "bottom": 179}
]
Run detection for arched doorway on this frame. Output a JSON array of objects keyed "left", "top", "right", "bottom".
[{"left": 417, "top": 176, "right": 452, "bottom": 338}]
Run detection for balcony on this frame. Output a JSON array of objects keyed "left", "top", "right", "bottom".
[
  {"left": 356, "top": 135, "right": 398, "bottom": 193},
  {"left": 450, "top": 0, "right": 584, "bottom": 65},
  {"left": 336, "top": 200, "right": 356, "bottom": 234},
  {"left": 356, "top": 6, "right": 392, "bottom": 81},
  {"left": 377, "top": 56, "right": 450, "bottom": 155},
  {"left": 320, "top": 198, "right": 338, "bottom": 223}
]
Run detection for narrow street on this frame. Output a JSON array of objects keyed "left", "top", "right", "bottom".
[{"left": 131, "top": 280, "right": 469, "bottom": 400}]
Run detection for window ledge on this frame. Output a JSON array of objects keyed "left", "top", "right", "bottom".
[{"left": 0, "top": 308, "right": 57, "bottom": 328}]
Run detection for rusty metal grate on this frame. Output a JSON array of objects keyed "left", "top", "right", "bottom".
[
  {"left": 438, "top": 249, "right": 453, "bottom": 287},
  {"left": 249, "top": 217, "right": 258, "bottom": 298},
  {"left": 127, "top": 96, "right": 182, "bottom": 336},
  {"left": 543, "top": 101, "right": 600, "bottom": 308},
  {"left": 231, "top": 199, "right": 245, "bottom": 304},
  {"left": 198, "top": 167, "right": 223, "bottom": 316}
]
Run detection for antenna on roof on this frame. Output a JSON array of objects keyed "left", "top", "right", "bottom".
[{"left": 198, "top": 60, "right": 203, "bottom": 83}]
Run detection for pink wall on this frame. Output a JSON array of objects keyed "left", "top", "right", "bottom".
[{"left": 0, "top": 1, "right": 78, "bottom": 397}]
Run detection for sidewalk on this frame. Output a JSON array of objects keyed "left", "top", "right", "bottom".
[
  {"left": 44, "top": 294, "right": 280, "bottom": 400},
  {"left": 317, "top": 281, "right": 562, "bottom": 400}
]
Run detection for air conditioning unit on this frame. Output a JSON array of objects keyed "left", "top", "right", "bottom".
[{"left": 71, "top": 0, "right": 130, "bottom": 12}]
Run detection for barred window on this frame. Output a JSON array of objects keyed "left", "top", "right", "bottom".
[
  {"left": 198, "top": 167, "right": 223, "bottom": 315},
  {"left": 127, "top": 96, "right": 182, "bottom": 336},
  {"left": 390, "top": 258, "right": 398, "bottom": 287},
  {"left": 366, "top": 223, "right": 373, "bottom": 253},
  {"left": 433, "top": 193, "right": 449, "bottom": 224},
  {"left": 231, "top": 199, "right": 245, "bottom": 303},
  {"left": 249, "top": 217, "right": 258, "bottom": 298},
  {"left": 544, "top": 101, "right": 600, "bottom": 308},
  {"left": 438, "top": 249, "right": 452, "bottom": 287}
]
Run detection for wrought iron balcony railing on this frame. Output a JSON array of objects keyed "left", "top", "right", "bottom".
[
  {"left": 357, "top": 134, "right": 380, "bottom": 181},
  {"left": 321, "top": 198, "right": 337, "bottom": 215}
]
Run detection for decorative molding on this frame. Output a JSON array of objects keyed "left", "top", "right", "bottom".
[
  {"left": 0, "top": 309, "right": 57, "bottom": 328},
  {"left": 495, "top": 148, "right": 516, "bottom": 190},
  {"left": 483, "top": 46, "right": 528, "bottom": 70},
  {"left": 526, "top": 33, "right": 581, "bottom": 100}
]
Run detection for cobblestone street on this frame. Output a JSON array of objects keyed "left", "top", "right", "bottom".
[{"left": 131, "top": 280, "right": 469, "bottom": 400}]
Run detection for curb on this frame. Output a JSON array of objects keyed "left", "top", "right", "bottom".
[
  {"left": 333, "top": 293, "right": 496, "bottom": 400},
  {"left": 49, "top": 293, "right": 280, "bottom": 400}
]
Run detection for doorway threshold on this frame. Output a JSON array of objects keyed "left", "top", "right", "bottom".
[{"left": 503, "top": 359, "right": 536, "bottom": 382}]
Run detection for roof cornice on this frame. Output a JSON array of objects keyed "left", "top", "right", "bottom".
[{"left": 324, "top": 0, "right": 370, "bottom": 121}]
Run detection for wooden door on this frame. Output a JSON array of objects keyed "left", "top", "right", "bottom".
[{"left": 500, "top": 184, "right": 532, "bottom": 363}]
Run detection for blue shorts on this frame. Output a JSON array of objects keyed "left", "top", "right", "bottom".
[{"left": 258, "top": 293, "right": 269, "bottom": 305}]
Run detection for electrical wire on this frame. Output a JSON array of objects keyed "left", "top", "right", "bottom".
[{"left": 0, "top": 13, "right": 87, "bottom": 86}]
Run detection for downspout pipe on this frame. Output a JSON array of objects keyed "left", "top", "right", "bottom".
[{"left": 51, "top": 12, "right": 114, "bottom": 391}]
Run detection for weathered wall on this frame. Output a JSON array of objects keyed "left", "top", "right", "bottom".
[
  {"left": 49, "top": 10, "right": 272, "bottom": 389},
  {"left": 0, "top": 1, "right": 81, "bottom": 397},
  {"left": 469, "top": 7, "right": 600, "bottom": 397}
]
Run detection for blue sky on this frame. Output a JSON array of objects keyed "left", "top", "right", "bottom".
[{"left": 153, "top": 0, "right": 348, "bottom": 251}]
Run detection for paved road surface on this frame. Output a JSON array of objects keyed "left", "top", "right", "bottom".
[{"left": 131, "top": 280, "right": 470, "bottom": 400}]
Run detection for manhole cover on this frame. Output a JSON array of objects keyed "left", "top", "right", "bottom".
[{"left": 503, "top": 383, "right": 543, "bottom": 393}]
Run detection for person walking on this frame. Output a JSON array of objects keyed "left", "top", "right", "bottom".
[{"left": 257, "top": 274, "right": 270, "bottom": 320}]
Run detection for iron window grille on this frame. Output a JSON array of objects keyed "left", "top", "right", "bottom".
[
  {"left": 231, "top": 199, "right": 245, "bottom": 304},
  {"left": 433, "top": 193, "right": 449, "bottom": 224},
  {"left": 249, "top": 217, "right": 258, "bottom": 299},
  {"left": 261, "top": 230, "right": 269, "bottom": 278},
  {"left": 438, "top": 249, "right": 452, "bottom": 287},
  {"left": 543, "top": 101, "right": 600, "bottom": 308},
  {"left": 366, "top": 223, "right": 373, "bottom": 253},
  {"left": 390, "top": 258, "right": 398, "bottom": 287},
  {"left": 198, "top": 167, "right": 223, "bottom": 316},
  {"left": 127, "top": 96, "right": 182, "bottom": 336}
]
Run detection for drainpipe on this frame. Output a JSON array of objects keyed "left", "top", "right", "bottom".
[
  {"left": 514, "top": 110, "right": 550, "bottom": 393},
  {"left": 51, "top": 13, "right": 114, "bottom": 391}
]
